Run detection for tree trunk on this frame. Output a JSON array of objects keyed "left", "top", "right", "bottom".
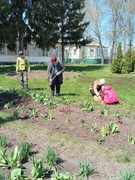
[
  {"left": 98, "top": 36, "right": 104, "bottom": 64},
  {"left": 19, "top": 29, "right": 24, "bottom": 51}
]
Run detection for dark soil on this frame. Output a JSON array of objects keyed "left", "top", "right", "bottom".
[{"left": 0, "top": 71, "right": 135, "bottom": 180}]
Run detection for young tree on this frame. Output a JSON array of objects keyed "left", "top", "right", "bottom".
[
  {"left": 111, "top": 43, "right": 123, "bottom": 73},
  {"left": 56, "top": 0, "right": 90, "bottom": 61},
  {"left": 121, "top": 48, "right": 135, "bottom": 74}
]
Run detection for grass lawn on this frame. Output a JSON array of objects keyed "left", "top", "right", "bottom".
[{"left": 0, "top": 63, "right": 135, "bottom": 111}]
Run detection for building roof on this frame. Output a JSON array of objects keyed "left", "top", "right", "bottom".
[{"left": 86, "top": 40, "right": 108, "bottom": 48}]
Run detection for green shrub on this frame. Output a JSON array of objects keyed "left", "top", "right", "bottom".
[{"left": 111, "top": 43, "right": 123, "bottom": 73}]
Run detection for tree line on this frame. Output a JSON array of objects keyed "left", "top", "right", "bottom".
[{"left": 0, "top": 0, "right": 91, "bottom": 61}]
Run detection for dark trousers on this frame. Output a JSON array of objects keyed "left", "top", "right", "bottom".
[
  {"left": 19, "top": 71, "right": 28, "bottom": 89},
  {"left": 90, "top": 89, "right": 96, "bottom": 96},
  {"left": 50, "top": 76, "right": 60, "bottom": 96}
]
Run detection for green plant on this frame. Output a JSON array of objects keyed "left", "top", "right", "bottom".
[
  {"left": 128, "top": 134, "right": 135, "bottom": 144},
  {"left": 0, "top": 146, "right": 22, "bottom": 169},
  {"left": 111, "top": 42, "right": 123, "bottom": 73},
  {"left": 30, "top": 157, "right": 46, "bottom": 179},
  {"left": 52, "top": 170, "right": 75, "bottom": 180},
  {"left": 8, "top": 168, "right": 29, "bottom": 180},
  {"left": 13, "top": 109, "right": 19, "bottom": 120},
  {"left": 58, "top": 96, "right": 68, "bottom": 105},
  {"left": 116, "top": 151, "right": 133, "bottom": 163},
  {"left": 117, "top": 169, "right": 135, "bottom": 180},
  {"left": 44, "top": 99, "right": 56, "bottom": 109},
  {"left": 29, "top": 108, "right": 38, "bottom": 118},
  {"left": 101, "top": 125, "right": 106, "bottom": 137},
  {"left": 44, "top": 146, "right": 59, "bottom": 169},
  {"left": 0, "top": 173, "right": 6, "bottom": 180},
  {"left": 0, "top": 135, "right": 7, "bottom": 148},
  {"left": 107, "top": 121, "right": 118, "bottom": 134},
  {"left": 78, "top": 158, "right": 93, "bottom": 180},
  {"left": 100, "top": 105, "right": 109, "bottom": 115},
  {"left": 114, "top": 111, "right": 121, "bottom": 118},
  {"left": 91, "top": 123, "right": 97, "bottom": 132},
  {"left": 4, "top": 102, "right": 13, "bottom": 109},
  {"left": 96, "top": 137, "right": 104, "bottom": 144},
  {"left": 19, "top": 141, "right": 32, "bottom": 162},
  {"left": 34, "top": 94, "right": 45, "bottom": 103},
  {"left": 81, "top": 101, "right": 94, "bottom": 112}
]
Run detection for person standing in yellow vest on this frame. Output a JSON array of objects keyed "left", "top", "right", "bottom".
[{"left": 16, "top": 51, "right": 30, "bottom": 89}]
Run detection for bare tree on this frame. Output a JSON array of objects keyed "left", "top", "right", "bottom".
[
  {"left": 86, "top": 0, "right": 105, "bottom": 64},
  {"left": 103, "top": 0, "right": 125, "bottom": 63}
]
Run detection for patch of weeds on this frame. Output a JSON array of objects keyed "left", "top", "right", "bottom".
[
  {"left": 18, "top": 89, "right": 30, "bottom": 98},
  {"left": 44, "top": 146, "right": 59, "bottom": 169},
  {"left": 117, "top": 169, "right": 135, "bottom": 180},
  {"left": 78, "top": 158, "right": 93, "bottom": 179},
  {"left": 19, "top": 141, "right": 32, "bottom": 163},
  {"left": 116, "top": 151, "right": 134, "bottom": 163}
]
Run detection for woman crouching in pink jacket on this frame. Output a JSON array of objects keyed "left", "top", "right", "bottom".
[{"left": 100, "top": 86, "right": 119, "bottom": 104}]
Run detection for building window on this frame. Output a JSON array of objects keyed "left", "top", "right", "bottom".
[
  {"left": 42, "top": 49, "right": 49, "bottom": 56},
  {"left": 89, "top": 48, "right": 94, "bottom": 56},
  {"left": 97, "top": 47, "right": 100, "bottom": 56},
  {"left": 73, "top": 49, "right": 77, "bottom": 55},
  {"left": 0, "top": 44, "right": 6, "bottom": 54}
]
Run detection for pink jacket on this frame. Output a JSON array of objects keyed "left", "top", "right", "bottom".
[{"left": 101, "top": 86, "right": 119, "bottom": 104}]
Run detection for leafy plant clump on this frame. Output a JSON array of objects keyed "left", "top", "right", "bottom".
[
  {"left": 80, "top": 100, "right": 94, "bottom": 111},
  {"left": 52, "top": 170, "right": 75, "bottom": 180},
  {"left": 107, "top": 121, "right": 118, "bottom": 134},
  {"left": 128, "top": 134, "right": 135, "bottom": 145},
  {"left": 0, "top": 135, "right": 7, "bottom": 148},
  {"left": 117, "top": 168, "right": 135, "bottom": 180},
  {"left": 0, "top": 146, "right": 22, "bottom": 169},
  {"left": 30, "top": 157, "right": 46, "bottom": 179},
  {"left": 78, "top": 158, "right": 93, "bottom": 179},
  {"left": 19, "top": 141, "right": 32, "bottom": 162},
  {"left": 44, "top": 146, "right": 59, "bottom": 169}
]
